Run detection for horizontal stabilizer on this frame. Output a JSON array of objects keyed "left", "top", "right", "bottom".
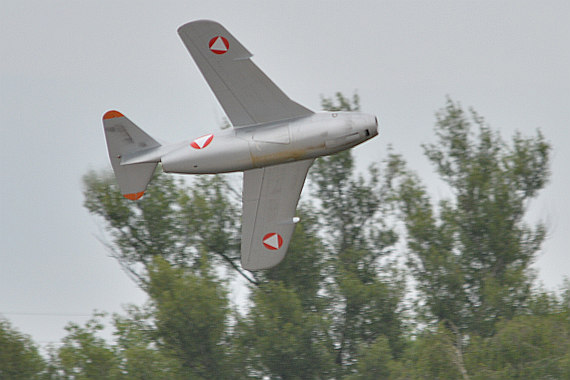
[{"left": 102, "top": 111, "right": 160, "bottom": 200}]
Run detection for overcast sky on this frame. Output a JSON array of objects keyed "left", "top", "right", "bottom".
[{"left": 2, "top": 0, "right": 569, "bottom": 348}]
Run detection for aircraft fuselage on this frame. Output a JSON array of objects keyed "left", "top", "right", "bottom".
[
  {"left": 160, "top": 112, "right": 378, "bottom": 174},
  {"left": 103, "top": 20, "right": 382, "bottom": 270}
]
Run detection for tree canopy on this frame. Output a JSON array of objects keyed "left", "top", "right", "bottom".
[{"left": 3, "top": 94, "right": 567, "bottom": 379}]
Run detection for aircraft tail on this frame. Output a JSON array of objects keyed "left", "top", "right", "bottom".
[{"left": 102, "top": 110, "right": 161, "bottom": 200}]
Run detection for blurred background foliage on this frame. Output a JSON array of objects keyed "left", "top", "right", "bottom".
[{"left": 1, "top": 94, "right": 568, "bottom": 379}]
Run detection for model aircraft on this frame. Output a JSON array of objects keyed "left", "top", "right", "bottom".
[{"left": 103, "top": 20, "right": 378, "bottom": 270}]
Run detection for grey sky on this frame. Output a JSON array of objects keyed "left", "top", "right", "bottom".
[{"left": 2, "top": 0, "right": 569, "bottom": 348}]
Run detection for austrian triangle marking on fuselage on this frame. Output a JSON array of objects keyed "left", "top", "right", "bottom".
[
  {"left": 191, "top": 134, "right": 214, "bottom": 149},
  {"left": 195, "top": 134, "right": 210, "bottom": 148}
]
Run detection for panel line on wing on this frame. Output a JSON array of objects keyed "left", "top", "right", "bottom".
[
  {"left": 178, "top": 20, "right": 314, "bottom": 128},
  {"left": 184, "top": 35, "right": 258, "bottom": 126},
  {"left": 242, "top": 167, "right": 264, "bottom": 267},
  {"left": 241, "top": 159, "right": 314, "bottom": 270},
  {"left": 248, "top": 167, "right": 265, "bottom": 266}
]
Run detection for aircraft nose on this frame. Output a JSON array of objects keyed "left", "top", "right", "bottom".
[{"left": 367, "top": 114, "right": 379, "bottom": 137}]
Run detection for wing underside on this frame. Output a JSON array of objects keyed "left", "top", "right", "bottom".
[
  {"left": 241, "top": 159, "right": 314, "bottom": 270},
  {"left": 178, "top": 20, "right": 313, "bottom": 128}
]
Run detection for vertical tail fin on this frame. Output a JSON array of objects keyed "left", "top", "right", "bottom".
[{"left": 102, "top": 111, "right": 161, "bottom": 200}]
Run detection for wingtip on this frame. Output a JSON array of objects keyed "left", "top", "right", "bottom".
[
  {"left": 123, "top": 191, "right": 145, "bottom": 201},
  {"left": 103, "top": 110, "right": 124, "bottom": 120},
  {"left": 178, "top": 19, "right": 217, "bottom": 30}
]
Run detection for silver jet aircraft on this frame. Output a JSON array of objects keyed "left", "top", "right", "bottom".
[{"left": 103, "top": 20, "right": 378, "bottom": 270}]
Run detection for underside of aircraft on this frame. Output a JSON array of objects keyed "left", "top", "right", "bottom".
[{"left": 103, "top": 20, "right": 378, "bottom": 270}]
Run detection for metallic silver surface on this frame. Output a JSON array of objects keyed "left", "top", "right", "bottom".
[{"left": 103, "top": 20, "right": 379, "bottom": 270}]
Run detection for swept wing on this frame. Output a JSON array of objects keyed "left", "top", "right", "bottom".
[
  {"left": 178, "top": 20, "right": 313, "bottom": 128},
  {"left": 179, "top": 20, "right": 316, "bottom": 270},
  {"left": 241, "top": 159, "right": 314, "bottom": 270}
]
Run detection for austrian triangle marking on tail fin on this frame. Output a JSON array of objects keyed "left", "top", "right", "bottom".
[{"left": 102, "top": 111, "right": 161, "bottom": 200}]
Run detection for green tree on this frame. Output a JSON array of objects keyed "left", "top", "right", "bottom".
[
  {"left": 242, "top": 281, "right": 334, "bottom": 379},
  {"left": 393, "top": 98, "right": 550, "bottom": 336},
  {"left": 50, "top": 260, "right": 238, "bottom": 379},
  {"left": 82, "top": 92, "right": 407, "bottom": 378},
  {"left": 112, "top": 305, "right": 186, "bottom": 379},
  {"left": 56, "top": 313, "right": 121, "bottom": 379},
  {"left": 259, "top": 207, "right": 327, "bottom": 311},
  {"left": 83, "top": 172, "right": 249, "bottom": 285},
  {"left": 0, "top": 318, "right": 45, "bottom": 379},
  {"left": 236, "top": 204, "right": 334, "bottom": 378},
  {"left": 388, "top": 98, "right": 551, "bottom": 378},
  {"left": 78, "top": 94, "right": 560, "bottom": 379},
  {"left": 464, "top": 282, "right": 570, "bottom": 379},
  {"left": 466, "top": 313, "right": 570, "bottom": 379},
  {"left": 402, "top": 324, "right": 466, "bottom": 380},
  {"left": 311, "top": 93, "right": 405, "bottom": 376},
  {"left": 146, "top": 257, "right": 236, "bottom": 379},
  {"left": 347, "top": 335, "right": 403, "bottom": 380}
]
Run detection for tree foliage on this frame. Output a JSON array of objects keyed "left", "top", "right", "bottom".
[
  {"left": 6, "top": 95, "right": 565, "bottom": 379},
  {"left": 466, "top": 312, "right": 570, "bottom": 379},
  {"left": 55, "top": 313, "right": 121, "bottom": 379},
  {"left": 0, "top": 319, "right": 45, "bottom": 379},
  {"left": 313, "top": 93, "right": 405, "bottom": 372},
  {"left": 391, "top": 99, "right": 550, "bottom": 339},
  {"left": 147, "top": 257, "right": 233, "bottom": 378},
  {"left": 83, "top": 172, "right": 246, "bottom": 285}
]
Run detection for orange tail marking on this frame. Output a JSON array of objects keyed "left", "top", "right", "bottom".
[
  {"left": 103, "top": 110, "right": 124, "bottom": 120},
  {"left": 123, "top": 192, "right": 145, "bottom": 200}
]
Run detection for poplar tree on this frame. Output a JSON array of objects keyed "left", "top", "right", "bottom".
[
  {"left": 389, "top": 98, "right": 551, "bottom": 378},
  {"left": 394, "top": 98, "right": 550, "bottom": 336},
  {"left": 312, "top": 93, "right": 405, "bottom": 375}
]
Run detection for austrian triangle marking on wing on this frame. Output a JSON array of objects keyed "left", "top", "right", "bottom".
[
  {"left": 263, "top": 233, "right": 283, "bottom": 250},
  {"left": 209, "top": 36, "right": 228, "bottom": 54},
  {"left": 178, "top": 20, "right": 314, "bottom": 127}
]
